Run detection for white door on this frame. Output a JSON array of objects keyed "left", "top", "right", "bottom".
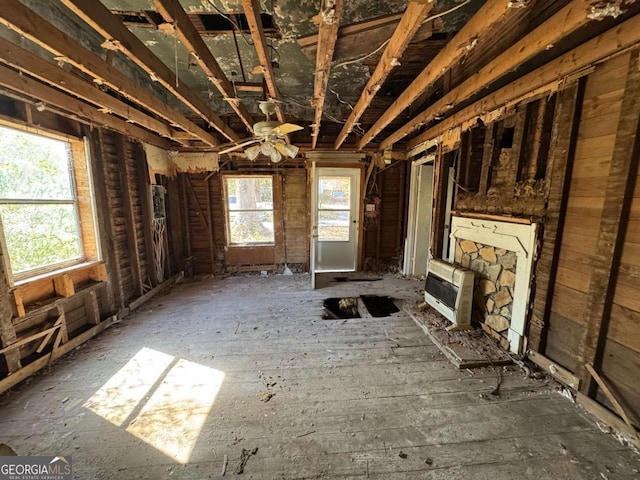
[
  {"left": 403, "top": 163, "right": 434, "bottom": 276},
  {"left": 313, "top": 167, "right": 360, "bottom": 272}
]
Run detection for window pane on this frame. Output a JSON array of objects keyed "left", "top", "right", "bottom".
[
  {"left": 318, "top": 210, "right": 350, "bottom": 241},
  {"left": 0, "top": 127, "right": 74, "bottom": 200},
  {"left": 318, "top": 176, "right": 350, "bottom": 210},
  {"left": 226, "top": 177, "right": 272, "bottom": 211},
  {"left": 0, "top": 204, "right": 82, "bottom": 274},
  {"left": 228, "top": 211, "right": 274, "bottom": 244}
]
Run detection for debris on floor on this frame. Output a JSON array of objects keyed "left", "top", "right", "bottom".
[
  {"left": 234, "top": 447, "right": 258, "bottom": 474},
  {"left": 405, "top": 303, "right": 512, "bottom": 369},
  {"left": 261, "top": 390, "right": 274, "bottom": 402}
]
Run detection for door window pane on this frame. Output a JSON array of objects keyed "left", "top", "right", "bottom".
[
  {"left": 318, "top": 176, "right": 350, "bottom": 210},
  {"left": 318, "top": 210, "right": 350, "bottom": 241}
]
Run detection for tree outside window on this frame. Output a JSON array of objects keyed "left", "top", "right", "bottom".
[
  {"left": 0, "top": 126, "right": 84, "bottom": 278},
  {"left": 225, "top": 176, "right": 274, "bottom": 244}
]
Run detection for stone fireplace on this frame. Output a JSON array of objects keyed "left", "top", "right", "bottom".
[{"left": 449, "top": 216, "right": 538, "bottom": 353}]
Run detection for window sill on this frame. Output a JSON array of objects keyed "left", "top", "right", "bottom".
[
  {"left": 13, "top": 260, "right": 104, "bottom": 287},
  {"left": 11, "top": 261, "right": 107, "bottom": 318}
]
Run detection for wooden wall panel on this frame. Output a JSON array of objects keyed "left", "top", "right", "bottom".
[
  {"left": 545, "top": 54, "right": 626, "bottom": 371},
  {"left": 283, "top": 169, "right": 309, "bottom": 266},
  {"left": 363, "top": 162, "right": 407, "bottom": 271},
  {"left": 178, "top": 169, "right": 309, "bottom": 274}
]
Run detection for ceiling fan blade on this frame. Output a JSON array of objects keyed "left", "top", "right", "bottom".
[
  {"left": 274, "top": 142, "right": 288, "bottom": 157},
  {"left": 273, "top": 123, "right": 304, "bottom": 135},
  {"left": 217, "top": 138, "right": 260, "bottom": 155}
]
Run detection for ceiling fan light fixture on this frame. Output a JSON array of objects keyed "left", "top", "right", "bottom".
[
  {"left": 282, "top": 143, "right": 299, "bottom": 158},
  {"left": 245, "top": 144, "right": 260, "bottom": 161},
  {"left": 260, "top": 141, "right": 274, "bottom": 155},
  {"left": 270, "top": 149, "right": 283, "bottom": 163}
]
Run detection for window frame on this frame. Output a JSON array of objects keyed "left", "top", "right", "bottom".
[
  {"left": 0, "top": 123, "right": 99, "bottom": 284},
  {"left": 223, "top": 174, "right": 276, "bottom": 246}
]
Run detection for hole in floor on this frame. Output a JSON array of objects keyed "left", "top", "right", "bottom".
[
  {"left": 322, "top": 296, "right": 399, "bottom": 319},
  {"left": 361, "top": 295, "right": 399, "bottom": 317},
  {"left": 323, "top": 297, "right": 361, "bottom": 319}
]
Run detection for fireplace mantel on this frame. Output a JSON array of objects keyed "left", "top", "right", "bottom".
[{"left": 449, "top": 216, "right": 538, "bottom": 353}]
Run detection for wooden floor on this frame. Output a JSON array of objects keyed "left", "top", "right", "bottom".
[{"left": 1, "top": 274, "right": 639, "bottom": 479}]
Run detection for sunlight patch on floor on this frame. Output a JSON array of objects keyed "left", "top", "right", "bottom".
[
  {"left": 84, "top": 347, "right": 174, "bottom": 426},
  {"left": 85, "top": 348, "right": 225, "bottom": 464},
  {"left": 126, "top": 359, "right": 224, "bottom": 463}
]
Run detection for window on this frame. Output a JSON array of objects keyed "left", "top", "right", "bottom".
[
  {"left": 0, "top": 125, "right": 94, "bottom": 280},
  {"left": 318, "top": 175, "right": 351, "bottom": 241},
  {"left": 224, "top": 175, "right": 274, "bottom": 245}
]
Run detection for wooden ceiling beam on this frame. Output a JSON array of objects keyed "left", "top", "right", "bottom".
[
  {"left": 380, "top": 0, "right": 597, "bottom": 151},
  {"left": 151, "top": 0, "right": 255, "bottom": 134},
  {"left": 241, "top": 0, "right": 286, "bottom": 124},
  {"left": 357, "top": 0, "right": 514, "bottom": 150},
  {"left": 0, "top": 37, "right": 183, "bottom": 143},
  {"left": 298, "top": 13, "right": 404, "bottom": 50},
  {"left": 0, "top": 64, "right": 174, "bottom": 149},
  {"left": 334, "top": 0, "right": 435, "bottom": 150},
  {"left": 0, "top": 0, "right": 220, "bottom": 146},
  {"left": 406, "top": 13, "right": 640, "bottom": 151},
  {"left": 311, "top": 0, "right": 344, "bottom": 149},
  {"left": 59, "top": 0, "right": 240, "bottom": 143}
]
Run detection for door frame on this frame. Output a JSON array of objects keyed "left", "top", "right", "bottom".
[
  {"left": 309, "top": 160, "right": 364, "bottom": 284},
  {"left": 403, "top": 156, "right": 435, "bottom": 276}
]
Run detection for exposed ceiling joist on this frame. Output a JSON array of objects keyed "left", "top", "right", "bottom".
[
  {"left": 357, "top": 0, "right": 515, "bottom": 150},
  {"left": 151, "top": 0, "right": 255, "bottom": 134},
  {"left": 311, "top": 0, "right": 344, "bottom": 149},
  {"left": 0, "top": 37, "right": 183, "bottom": 144},
  {"left": 59, "top": 0, "right": 240, "bottom": 143},
  {"left": 298, "top": 12, "right": 405, "bottom": 62},
  {"left": 380, "top": 0, "right": 597, "bottom": 150},
  {"left": 241, "top": 0, "right": 286, "bottom": 124},
  {"left": 0, "top": 0, "right": 220, "bottom": 147},
  {"left": 407, "top": 13, "right": 640, "bottom": 150},
  {"left": 0, "top": 63, "right": 173, "bottom": 149},
  {"left": 334, "top": 0, "right": 436, "bottom": 150}
]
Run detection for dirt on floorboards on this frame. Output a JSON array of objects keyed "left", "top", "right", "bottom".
[{"left": 0, "top": 273, "right": 639, "bottom": 479}]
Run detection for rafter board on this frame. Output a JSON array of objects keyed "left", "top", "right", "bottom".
[
  {"left": 0, "top": 0, "right": 221, "bottom": 147},
  {"left": 59, "top": 0, "right": 240, "bottom": 142},
  {"left": 241, "top": 0, "right": 286, "bottom": 124},
  {"left": 0, "top": 65, "right": 174, "bottom": 149},
  {"left": 407, "top": 14, "right": 640, "bottom": 150},
  {"left": 380, "top": 0, "right": 596, "bottom": 150},
  {"left": 151, "top": 0, "right": 255, "bottom": 133},
  {"left": 357, "top": 0, "right": 515, "bottom": 150},
  {"left": 311, "top": 0, "right": 344, "bottom": 149},
  {"left": 0, "top": 37, "right": 179, "bottom": 142},
  {"left": 334, "top": 0, "right": 436, "bottom": 150}
]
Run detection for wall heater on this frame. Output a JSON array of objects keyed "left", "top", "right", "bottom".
[{"left": 424, "top": 259, "right": 474, "bottom": 330}]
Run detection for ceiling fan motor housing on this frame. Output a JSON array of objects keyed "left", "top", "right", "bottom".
[{"left": 254, "top": 120, "right": 282, "bottom": 138}]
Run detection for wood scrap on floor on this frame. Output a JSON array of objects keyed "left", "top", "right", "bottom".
[
  {"left": 234, "top": 447, "right": 258, "bottom": 475},
  {"left": 405, "top": 302, "right": 512, "bottom": 369}
]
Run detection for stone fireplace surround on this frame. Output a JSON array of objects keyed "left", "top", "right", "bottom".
[{"left": 448, "top": 216, "right": 538, "bottom": 354}]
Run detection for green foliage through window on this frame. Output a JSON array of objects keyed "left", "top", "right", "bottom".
[
  {"left": 0, "top": 126, "right": 83, "bottom": 276},
  {"left": 225, "top": 176, "right": 274, "bottom": 244}
]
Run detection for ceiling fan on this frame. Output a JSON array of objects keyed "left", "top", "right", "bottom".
[{"left": 218, "top": 100, "right": 304, "bottom": 163}]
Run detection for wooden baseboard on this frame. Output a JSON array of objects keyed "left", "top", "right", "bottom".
[
  {"left": 128, "top": 271, "right": 183, "bottom": 311},
  {"left": 527, "top": 350, "right": 580, "bottom": 390},
  {"left": 576, "top": 392, "right": 640, "bottom": 450}
]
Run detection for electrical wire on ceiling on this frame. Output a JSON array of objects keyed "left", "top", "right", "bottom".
[
  {"left": 333, "top": 0, "right": 475, "bottom": 69},
  {"left": 329, "top": 88, "right": 366, "bottom": 135}
]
